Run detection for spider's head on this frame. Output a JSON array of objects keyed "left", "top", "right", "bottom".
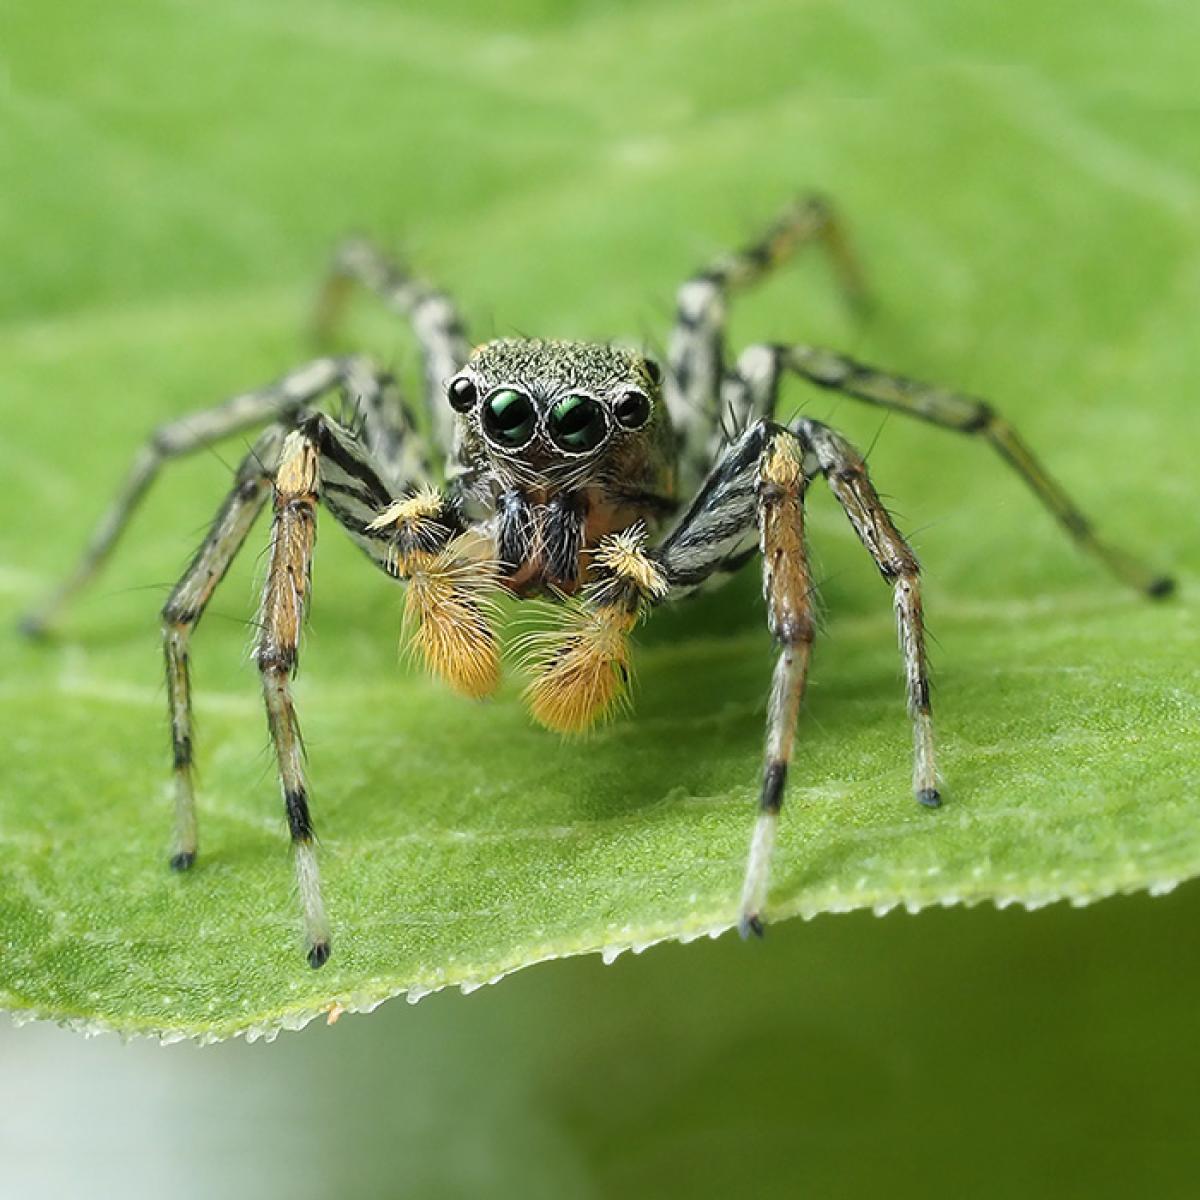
[{"left": 445, "top": 339, "right": 672, "bottom": 489}]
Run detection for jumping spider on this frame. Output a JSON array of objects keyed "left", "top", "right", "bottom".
[{"left": 22, "top": 196, "right": 1173, "bottom": 969}]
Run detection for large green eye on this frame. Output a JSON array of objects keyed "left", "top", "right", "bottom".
[
  {"left": 482, "top": 388, "right": 536, "bottom": 448},
  {"left": 548, "top": 394, "right": 608, "bottom": 453}
]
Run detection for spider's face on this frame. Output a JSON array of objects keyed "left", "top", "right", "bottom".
[{"left": 446, "top": 338, "right": 672, "bottom": 488}]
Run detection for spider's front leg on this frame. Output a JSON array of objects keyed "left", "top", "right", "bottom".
[
  {"left": 651, "top": 418, "right": 936, "bottom": 936},
  {"left": 651, "top": 423, "right": 820, "bottom": 935},
  {"left": 256, "top": 417, "right": 500, "bottom": 967},
  {"left": 255, "top": 426, "right": 330, "bottom": 966},
  {"left": 147, "top": 363, "right": 419, "bottom": 878}
]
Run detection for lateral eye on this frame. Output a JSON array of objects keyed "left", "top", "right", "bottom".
[
  {"left": 482, "top": 388, "right": 536, "bottom": 447},
  {"left": 614, "top": 390, "right": 651, "bottom": 429},
  {"left": 447, "top": 376, "right": 478, "bottom": 412},
  {"left": 548, "top": 394, "right": 608, "bottom": 452}
]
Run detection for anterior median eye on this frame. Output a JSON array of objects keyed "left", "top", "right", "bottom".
[
  {"left": 482, "top": 388, "right": 536, "bottom": 448},
  {"left": 548, "top": 394, "right": 607, "bottom": 452}
]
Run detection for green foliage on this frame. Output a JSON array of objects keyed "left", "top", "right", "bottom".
[{"left": 1, "top": 0, "right": 1197, "bottom": 1041}]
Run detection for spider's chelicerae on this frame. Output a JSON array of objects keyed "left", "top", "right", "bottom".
[{"left": 24, "top": 195, "right": 1173, "bottom": 969}]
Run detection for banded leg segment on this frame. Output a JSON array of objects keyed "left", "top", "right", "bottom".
[
  {"left": 653, "top": 421, "right": 819, "bottom": 935},
  {"left": 666, "top": 195, "right": 869, "bottom": 491},
  {"left": 21, "top": 356, "right": 389, "bottom": 636},
  {"left": 777, "top": 343, "right": 1173, "bottom": 597},
  {"left": 161, "top": 407, "right": 431, "bottom": 968},
  {"left": 255, "top": 412, "right": 469, "bottom": 967},
  {"left": 655, "top": 418, "right": 936, "bottom": 933},
  {"left": 256, "top": 427, "right": 330, "bottom": 968},
  {"left": 162, "top": 426, "right": 286, "bottom": 870},
  {"left": 342, "top": 358, "right": 436, "bottom": 495},
  {"left": 796, "top": 417, "right": 939, "bottom": 806},
  {"left": 741, "top": 433, "right": 817, "bottom": 937},
  {"left": 316, "top": 238, "right": 470, "bottom": 456},
  {"left": 251, "top": 414, "right": 503, "bottom": 965}
]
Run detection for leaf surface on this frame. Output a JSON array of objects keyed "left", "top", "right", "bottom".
[{"left": 1, "top": 0, "right": 1197, "bottom": 1039}]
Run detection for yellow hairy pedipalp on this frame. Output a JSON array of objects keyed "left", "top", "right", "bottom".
[
  {"left": 519, "top": 602, "right": 638, "bottom": 734},
  {"left": 366, "top": 487, "right": 444, "bottom": 532},
  {"left": 590, "top": 525, "right": 669, "bottom": 599},
  {"left": 402, "top": 534, "right": 502, "bottom": 699}
]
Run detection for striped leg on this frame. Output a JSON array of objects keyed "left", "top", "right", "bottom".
[
  {"left": 666, "top": 195, "right": 869, "bottom": 492},
  {"left": 20, "top": 355, "right": 385, "bottom": 636},
  {"left": 256, "top": 426, "right": 330, "bottom": 967},
  {"left": 343, "top": 358, "right": 436, "bottom": 495},
  {"left": 315, "top": 238, "right": 469, "bottom": 455},
  {"left": 776, "top": 343, "right": 1173, "bottom": 598},
  {"left": 796, "top": 417, "right": 939, "bottom": 809},
  {"left": 254, "top": 413, "right": 492, "bottom": 966},
  {"left": 741, "top": 433, "right": 817, "bottom": 936},
  {"left": 162, "top": 426, "right": 286, "bottom": 871},
  {"left": 652, "top": 421, "right": 818, "bottom": 936},
  {"left": 154, "top": 401, "right": 438, "bottom": 967}
]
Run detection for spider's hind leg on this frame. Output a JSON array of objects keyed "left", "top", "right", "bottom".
[
  {"left": 666, "top": 195, "right": 869, "bottom": 492},
  {"left": 20, "top": 356, "right": 378, "bottom": 636},
  {"left": 314, "top": 239, "right": 469, "bottom": 458},
  {"left": 776, "top": 342, "right": 1173, "bottom": 598}
]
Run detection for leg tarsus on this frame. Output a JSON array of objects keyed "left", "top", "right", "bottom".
[
  {"left": 739, "top": 913, "right": 766, "bottom": 940},
  {"left": 292, "top": 841, "right": 331, "bottom": 969}
]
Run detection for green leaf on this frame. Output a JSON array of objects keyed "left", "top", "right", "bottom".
[{"left": 2, "top": 0, "right": 1197, "bottom": 1042}]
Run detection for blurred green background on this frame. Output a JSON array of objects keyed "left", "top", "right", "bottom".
[{"left": 3, "top": 0, "right": 1198, "bottom": 1194}]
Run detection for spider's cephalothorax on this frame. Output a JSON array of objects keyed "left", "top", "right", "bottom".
[
  {"left": 446, "top": 338, "right": 677, "bottom": 596},
  {"left": 23, "top": 195, "right": 1173, "bottom": 968}
]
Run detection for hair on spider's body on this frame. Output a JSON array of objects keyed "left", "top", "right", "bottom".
[{"left": 22, "top": 194, "right": 1174, "bottom": 968}]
